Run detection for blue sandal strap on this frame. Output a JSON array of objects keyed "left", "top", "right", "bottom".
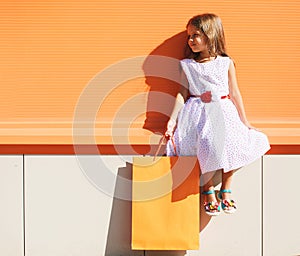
[
  {"left": 218, "top": 189, "right": 232, "bottom": 200},
  {"left": 219, "top": 189, "right": 232, "bottom": 194},
  {"left": 202, "top": 190, "right": 215, "bottom": 195}
]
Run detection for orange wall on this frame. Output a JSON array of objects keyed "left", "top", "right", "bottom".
[{"left": 0, "top": 0, "right": 299, "bottom": 144}]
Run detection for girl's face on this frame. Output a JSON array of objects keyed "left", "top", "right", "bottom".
[{"left": 187, "top": 24, "right": 208, "bottom": 53}]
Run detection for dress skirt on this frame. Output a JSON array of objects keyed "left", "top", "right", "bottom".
[{"left": 166, "top": 97, "right": 270, "bottom": 174}]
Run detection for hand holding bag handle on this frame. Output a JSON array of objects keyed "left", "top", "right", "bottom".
[{"left": 154, "top": 134, "right": 177, "bottom": 161}]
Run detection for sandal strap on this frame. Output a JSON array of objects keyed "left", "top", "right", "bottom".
[
  {"left": 219, "top": 189, "right": 232, "bottom": 194},
  {"left": 218, "top": 189, "right": 232, "bottom": 201},
  {"left": 202, "top": 190, "right": 215, "bottom": 195}
]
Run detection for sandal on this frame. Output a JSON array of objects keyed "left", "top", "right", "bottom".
[
  {"left": 217, "top": 189, "right": 237, "bottom": 214},
  {"left": 202, "top": 190, "right": 221, "bottom": 216}
]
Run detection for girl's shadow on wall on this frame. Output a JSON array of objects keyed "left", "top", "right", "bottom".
[{"left": 142, "top": 31, "right": 191, "bottom": 135}]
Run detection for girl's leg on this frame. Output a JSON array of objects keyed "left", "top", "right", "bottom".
[
  {"left": 202, "top": 174, "right": 217, "bottom": 202},
  {"left": 220, "top": 170, "right": 234, "bottom": 200},
  {"left": 219, "top": 170, "right": 237, "bottom": 213},
  {"left": 202, "top": 172, "right": 221, "bottom": 216}
]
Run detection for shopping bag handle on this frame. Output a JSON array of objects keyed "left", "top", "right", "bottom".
[{"left": 153, "top": 135, "right": 177, "bottom": 161}]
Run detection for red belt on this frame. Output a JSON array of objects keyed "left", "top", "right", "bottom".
[
  {"left": 221, "top": 95, "right": 230, "bottom": 99},
  {"left": 189, "top": 94, "right": 230, "bottom": 99}
]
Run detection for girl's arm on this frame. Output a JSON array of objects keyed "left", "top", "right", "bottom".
[
  {"left": 165, "top": 69, "right": 189, "bottom": 137},
  {"left": 228, "top": 59, "right": 256, "bottom": 130}
]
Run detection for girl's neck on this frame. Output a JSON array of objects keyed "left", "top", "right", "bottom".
[{"left": 195, "top": 54, "right": 217, "bottom": 63}]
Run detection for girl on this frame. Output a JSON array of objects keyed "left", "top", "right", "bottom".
[{"left": 165, "top": 13, "right": 270, "bottom": 216}]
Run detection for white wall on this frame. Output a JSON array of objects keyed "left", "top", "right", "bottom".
[
  {"left": 0, "top": 155, "right": 300, "bottom": 256},
  {"left": 263, "top": 155, "right": 300, "bottom": 256},
  {"left": 24, "top": 155, "right": 143, "bottom": 256},
  {"left": 0, "top": 155, "right": 23, "bottom": 256}
]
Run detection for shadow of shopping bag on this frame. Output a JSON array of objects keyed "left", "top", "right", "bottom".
[{"left": 132, "top": 156, "right": 200, "bottom": 250}]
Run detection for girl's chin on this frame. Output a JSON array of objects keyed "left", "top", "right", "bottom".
[
  {"left": 190, "top": 48, "right": 200, "bottom": 53},
  {"left": 188, "top": 46, "right": 200, "bottom": 53}
]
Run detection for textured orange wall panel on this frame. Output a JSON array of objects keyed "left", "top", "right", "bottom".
[{"left": 0, "top": 0, "right": 299, "bottom": 144}]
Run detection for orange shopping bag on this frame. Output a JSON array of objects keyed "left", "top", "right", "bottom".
[{"left": 132, "top": 156, "right": 200, "bottom": 250}]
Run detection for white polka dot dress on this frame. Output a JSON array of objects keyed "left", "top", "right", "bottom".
[{"left": 166, "top": 56, "right": 270, "bottom": 174}]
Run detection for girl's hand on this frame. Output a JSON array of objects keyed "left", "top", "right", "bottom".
[
  {"left": 165, "top": 119, "right": 176, "bottom": 139},
  {"left": 165, "top": 130, "right": 173, "bottom": 139},
  {"left": 243, "top": 121, "right": 260, "bottom": 131}
]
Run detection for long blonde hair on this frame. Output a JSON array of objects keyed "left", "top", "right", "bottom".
[{"left": 186, "top": 13, "right": 228, "bottom": 58}]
